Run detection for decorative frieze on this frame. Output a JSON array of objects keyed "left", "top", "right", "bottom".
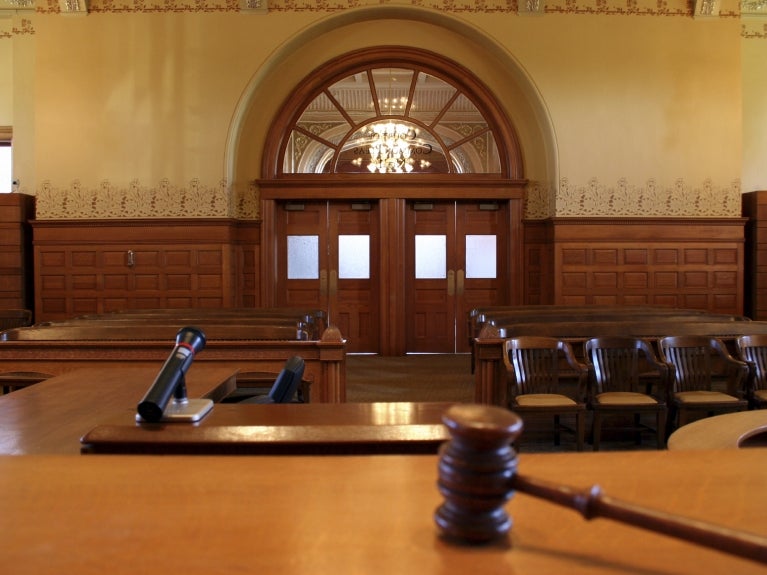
[{"left": 34, "top": 178, "right": 260, "bottom": 220}]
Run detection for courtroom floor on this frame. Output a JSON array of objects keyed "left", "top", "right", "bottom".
[{"left": 345, "top": 353, "right": 661, "bottom": 453}]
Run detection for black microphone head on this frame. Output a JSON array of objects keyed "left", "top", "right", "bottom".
[
  {"left": 176, "top": 326, "right": 206, "bottom": 353},
  {"left": 137, "top": 400, "right": 165, "bottom": 422}
]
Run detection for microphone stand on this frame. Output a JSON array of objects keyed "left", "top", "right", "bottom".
[{"left": 135, "top": 375, "right": 214, "bottom": 423}]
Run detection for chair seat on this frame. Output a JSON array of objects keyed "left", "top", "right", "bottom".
[
  {"left": 675, "top": 391, "right": 741, "bottom": 404},
  {"left": 755, "top": 390, "right": 767, "bottom": 402},
  {"left": 515, "top": 393, "right": 579, "bottom": 407},
  {"left": 595, "top": 392, "right": 658, "bottom": 406}
]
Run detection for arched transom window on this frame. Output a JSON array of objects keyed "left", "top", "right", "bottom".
[{"left": 282, "top": 66, "right": 502, "bottom": 175}]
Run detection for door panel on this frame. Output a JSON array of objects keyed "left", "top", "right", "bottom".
[
  {"left": 406, "top": 204, "right": 456, "bottom": 353},
  {"left": 275, "top": 201, "right": 380, "bottom": 353},
  {"left": 406, "top": 201, "right": 508, "bottom": 353},
  {"left": 332, "top": 202, "right": 380, "bottom": 353}
]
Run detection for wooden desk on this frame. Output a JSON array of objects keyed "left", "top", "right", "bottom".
[
  {"left": 1, "top": 449, "right": 766, "bottom": 574},
  {"left": 667, "top": 410, "right": 767, "bottom": 450},
  {"left": 0, "top": 366, "right": 238, "bottom": 455},
  {"left": 81, "top": 402, "right": 456, "bottom": 455}
]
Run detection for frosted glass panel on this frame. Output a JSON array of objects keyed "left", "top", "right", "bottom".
[
  {"left": 287, "top": 235, "right": 319, "bottom": 279},
  {"left": 466, "top": 235, "right": 496, "bottom": 278},
  {"left": 415, "top": 235, "right": 446, "bottom": 279},
  {"left": 339, "top": 235, "right": 370, "bottom": 279}
]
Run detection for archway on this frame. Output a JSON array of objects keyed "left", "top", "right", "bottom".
[{"left": 227, "top": 6, "right": 557, "bottom": 354}]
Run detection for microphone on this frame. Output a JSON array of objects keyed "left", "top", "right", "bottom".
[{"left": 136, "top": 327, "right": 206, "bottom": 422}]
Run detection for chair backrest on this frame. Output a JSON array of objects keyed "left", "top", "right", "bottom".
[
  {"left": 505, "top": 336, "right": 584, "bottom": 396},
  {"left": 585, "top": 336, "right": 660, "bottom": 395},
  {"left": 736, "top": 334, "right": 767, "bottom": 392},
  {"left": 267, "top": 355, "right": 306, "bottom": 403},
  {"left": 658, "top": 335, "right": 745, "bottom": 394},
  {"left": 242, "top": 355, "right": 305, "bottom": 404}
]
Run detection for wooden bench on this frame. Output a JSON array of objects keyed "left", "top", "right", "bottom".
[
  {"left": 0, "top": 308, "right": 32, "bottom": 331},
  {"left": 0, "top": 323, "right": 347, "bottom": 402},
  {"left": 43, "top": 307, "right": 327, "bottom": 339}
]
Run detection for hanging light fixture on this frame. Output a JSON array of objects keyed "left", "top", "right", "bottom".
[
  {"left": 6, "top": 0, "right": 35, "bottom": 6},
  {"left": 367, "top": 122, "right": 416, "bottom": 174}
]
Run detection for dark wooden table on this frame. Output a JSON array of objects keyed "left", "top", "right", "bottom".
[{"left": 81, "top": 401, "right": 456, "bottom": 454}]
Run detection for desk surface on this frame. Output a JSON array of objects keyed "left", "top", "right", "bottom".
[
  {"left": 1, "top": 449, "right": 766, "bottom": 574},
  {"left": 0, "top": 365, "right": 455, "bottom": 455},
  {"left": 0, "top": 366, "right": 238, "bottom": 455},
  {"left": 667, "top": 410, "right": 767, "bottom": 450}
]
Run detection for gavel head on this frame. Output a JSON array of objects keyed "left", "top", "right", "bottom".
[{"left": 434, "top": 404, "right": 523, "bottom": 543}]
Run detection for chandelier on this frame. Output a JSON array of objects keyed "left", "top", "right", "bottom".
[
  {"left": 6, "top": 0, "right": 35, "bottom": 6},
  {"left": 354, "top": 122, "right": 430, "bottom": 174}
]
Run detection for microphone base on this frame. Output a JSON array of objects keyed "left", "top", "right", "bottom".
[{"left": 135, "top": 398, "right": 214, "bottom": 423}]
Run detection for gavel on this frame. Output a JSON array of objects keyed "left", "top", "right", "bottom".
[{"left": 434, "top": 404, "right": 767, "bottom": 565}]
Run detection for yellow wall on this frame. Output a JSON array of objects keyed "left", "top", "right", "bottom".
[
  {"left": 743, "top": 27, "right": 767, "bottom": 194},
  {"left": 2, "top": 0, "right": 762, "bottom": 219}
]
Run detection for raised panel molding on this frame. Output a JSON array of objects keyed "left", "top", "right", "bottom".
[
  {"left": 0, "top": 194, "right": 35, "bottom": 311},
  {"left": 524, "top": 218, "right": 746, "bottom": 315},
  {"left": 743, "top": 191, "right": 767, "bottom": 319},
  {"left": 31, "top": 219, "right": 255, "bottom": 321}
]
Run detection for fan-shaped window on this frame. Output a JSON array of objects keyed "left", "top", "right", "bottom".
[{"left": 282, "top": 67, "right": 501, "bottom": 175}]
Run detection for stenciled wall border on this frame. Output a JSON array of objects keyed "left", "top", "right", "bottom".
[
  {"left": 34, "top": 179, "right": 262, "bottom": 220},
  {"left": 32, "top": 176, "right": 741, "bottom": 219},
  {"left": 25, "top": 0, "right": 742, "bottom": 18},
  {"left": 526, "top": 178, "right": 742, "bottom": 219}
]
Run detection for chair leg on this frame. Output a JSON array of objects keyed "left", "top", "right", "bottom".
[
  {"left": 553, "top": 414, "right": 561, "bottom": 446},
  {"left": 656, "top": 409, "right": 666, "bottom": 449},
  {"left": 665, "top": 404, "right": 677, "bottom": 439},
  {"left": 575, "top": 412, "right": 584, "bottom": 452},
  {"left": 592, "top": 412, "right": 601, "bottom": 451},
  {"left": 634, "top": 413, "right": 642, "bottom": 445}
]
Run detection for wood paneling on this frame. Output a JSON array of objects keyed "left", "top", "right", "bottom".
[
  {"left": 743, "top": 191, "right": 767, "bottom": 320},
  {"left": 523, "top": 218, "right": 745, "bottom": 314},
  {"left": 0, "top": 194, "right": 34, "bottom": 311},
  {"left": 31, "top": 219, "right": 252, "bottom": 322}
]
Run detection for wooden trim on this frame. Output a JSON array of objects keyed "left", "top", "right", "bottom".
[
  {"left": 261, "top": 46, "right": 524, "bottom": 179},
  {"left": 257, "top": 177, "right": 527, "bottom": 201}
]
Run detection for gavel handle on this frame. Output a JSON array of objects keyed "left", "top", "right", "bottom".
[{"left": 513, "top": 473, "right": 767, "bottom": 565}]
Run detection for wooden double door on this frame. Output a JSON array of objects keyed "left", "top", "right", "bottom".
[{"left": 273, "top": 199, "right": 510, "bottom": 354}]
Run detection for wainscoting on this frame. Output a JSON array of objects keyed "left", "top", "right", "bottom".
[
  {"left": 30, "top": 216, "right": 748, "bottom": 326},
  {"left": 525, "top": 217, "right": 746, "bottom": 315}
]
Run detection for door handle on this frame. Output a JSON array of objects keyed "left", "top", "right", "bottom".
[
  {"left": 457, "top": 269, "right": 465, "bottom": 296},
  {"left": 447, "top": 270, "right": 455, "bottom": 296},
  {"left": 330, "top": 270, "right": 338, "bottom": 297},
  {"left": 127, "top": 250, "right": 135, "bottom": 268},
  {"left": 320, "top": 269, "right": 328, "bottom": 296}
]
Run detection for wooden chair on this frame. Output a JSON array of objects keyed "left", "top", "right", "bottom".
[
  {"left": 735, "top": 334, "right": 767, "bottom": 409},
  {"left": 241, "top": 356, "right": 305, "bottom": 404},
  {"left": 503, "top": 336, "right": 587, "bottom": 451},
  {"left": 658, "top": 336, "right": 749, "bottom": 433},
  {"left": 584, "top": 336, "right": 668, "bottom": 450}
]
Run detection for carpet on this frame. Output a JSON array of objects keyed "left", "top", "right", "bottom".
[{"left": 346, "top": 353, "right": 474, "bottom": 403}]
